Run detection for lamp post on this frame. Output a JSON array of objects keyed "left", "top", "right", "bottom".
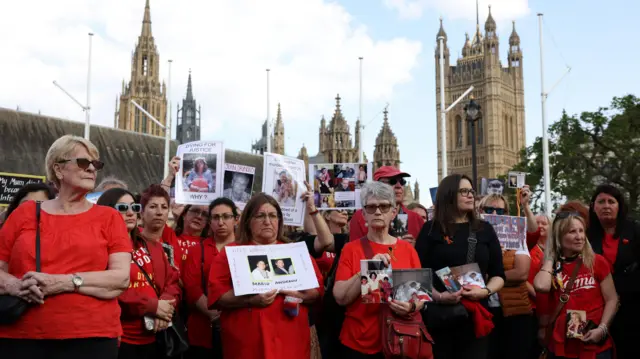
[
  {"left": 131, "top": 100, "right": 169, "bottom": 178},
  {"left": 464, "top": 97, "right": 481, "bottom": 188}
]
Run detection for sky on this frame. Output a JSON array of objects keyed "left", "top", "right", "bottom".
[{"left": 1, "top": 0, "right": 638, "bottom": 206}]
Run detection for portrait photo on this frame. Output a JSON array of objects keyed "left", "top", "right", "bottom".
[
  {"left": 248, "top": 255, "right": 272, "bottom": 281},
  {"left": 223, "top": 171, "right": 253, "bottom": 203},
  {"left": 270, "top": 257, "right": 295, "bottom": 276},
  {"left": 272, "top": 169, "right": 297, "bottom": 207},
  {"left": 182, "top": 153, "right": 217, "bottom": 193}
]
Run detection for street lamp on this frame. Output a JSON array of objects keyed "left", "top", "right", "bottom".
[
  {"left": 464, "top": 97, "right": 481, "bottom": 189},
  {"left": 131, "top": 100, "right": 170, "bottom": 178}
]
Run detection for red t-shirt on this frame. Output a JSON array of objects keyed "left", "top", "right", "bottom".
[
  {"left": 0, "top": 201, "right": 132, "bottom": 339},
  {"left": 178, "top": 234, "right": 200, "bottom": 267},
  {"left": 315, "top": 251, "right": 336, "bottom": 280},
  {"left": 349, "top": 205, "right": 425, "bottom": 242},
  {"left": 335, "top": 238, "right": 421, "bottom": 354},
  {"left": 208, "top": 242, "right": 325, "bottom": 359},
  {"left": 183, "top": 238, "right": 220, "bottom": 349},
  {"left": 528, "top": 244, "right": 551, "bottom": 313},
  {"left": 121, "top": 245, "right": 159, "bottom": 345},
  {"left": 549, "top": 255, "right": 613, "bottom": 358},
  {"left": 601, "top": 234, "right": 619, "bottom": 271}
]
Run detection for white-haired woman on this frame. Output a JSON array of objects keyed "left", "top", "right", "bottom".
[
  {"left": 0, "top": 135, "right": 132, "bottom": 358},
  {"left": 534, "top": 212, "right": 618, "bottom": 359},
  {"left": 333, "top": 182, "right": 423, "bottom": 358}
]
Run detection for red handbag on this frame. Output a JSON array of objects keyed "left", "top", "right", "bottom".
[{"left": 381, "top": 306, "right": 434, "bottom": 359}]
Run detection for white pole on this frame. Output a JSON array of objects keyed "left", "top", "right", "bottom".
[
  {"left": 358, "top": 57, "right": 363, "bottom": 163},
  {"left": 165, "top": 59, "right": 173, "bottom": 179},
  {"left": 85, "top": 33, "right": 94, "bottom": 140},
  {"left": 266, "top": 69, "right": 271, "bottom": 153},
  {"left": 538, "top": 13, "right": 552, "bottom": 215},
  {"left": 438, "top": 36, "right": 448, "bottom": 179}
]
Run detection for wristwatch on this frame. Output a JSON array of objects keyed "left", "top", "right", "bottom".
[
  {"left": 71, "top": 274, "right": 84, "bottom": 292},
  {"left": 485, "top": 288, "right": 493, "bottom": 297}
]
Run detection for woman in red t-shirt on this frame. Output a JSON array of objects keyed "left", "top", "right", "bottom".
[
  {"left": 208, "top": 193, "right": 324, "bottom": 359},
  {"left": 534, "top": 212, "right": 618, "bottom": 359},
  {"left": 0, "top": 135, "right": 132, "bottom": 358},
  {"left": 174, "top": 204, "right": 209, "bottom": 267},
  {"left": 183, "top": 197, "right": 238, "bottom": 359},
  {"left": 97, "top": 187, "right": 182, "bottom": 359},
  {"left": 333, "top": 182, "right": 423, "bottom": 358}
]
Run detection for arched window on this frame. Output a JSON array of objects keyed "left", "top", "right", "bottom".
[
  {"left": 455, "top": 115, "right": 463, "bottom": 148},
  {"left": 134, "top": 107, "right": 140, "bottom": 131}
]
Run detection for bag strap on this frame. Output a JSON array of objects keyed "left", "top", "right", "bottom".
[
  {"left": 200, "top": 239, "right": 206, "bottom": 294},
  {"left": 360, "top": 236, "right": 375, "bottom": 260},
  {"left": 543, "top": 257, "right": 583, "bottom": 347},
  {"left": 134, "top": 243, "right": 161, "bottom": 297},
  {"left": 35, "top": 201, "right": 42, "bottom": 272},
  {"left": 466, "top": 229, "right": 477, "bottom": 264}
]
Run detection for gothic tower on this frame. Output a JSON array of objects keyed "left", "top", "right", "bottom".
[
  {"left": 272, "top": 103, "right": 285, "bottom": 155},
  {"left": 373, "top": 107, "right": 401, "bottom": 171},
  {"left": 115, "top": 0, "right": 167, "bottom": 136},
  {"left": 297, "top": 144, "right": 309, "bottom": 170},
  {"left": 317, "top": 94, "right": 358, "bottom": 163},
  {"left": 435, "top": 5, "right": 526, "bottom": 182},
  {"left": 176, "top": 70, "right": 201, "bottom": 144}
]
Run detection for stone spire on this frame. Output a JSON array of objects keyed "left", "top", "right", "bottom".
[
  {"left": 141, "top": 0, "right": 152, "bottom": 37},
  {"left": 185, "top": 69, "right": 194, "bottom": 101}
]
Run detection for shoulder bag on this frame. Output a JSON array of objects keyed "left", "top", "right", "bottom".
[
  {"left": 135, "top": 243, "right": 189, "bottom": 357},
  {"left": 538, "top": 257, "right": 583, "bottom": 359},
  {"left": 0, "top": 201, "right": 42, "bottom": 325},
  {"left": 360, "top": 237, "right": 434, "bottom": 359},
  {"left": 423, "top": 229, "right": 477, "bottom": 330}
]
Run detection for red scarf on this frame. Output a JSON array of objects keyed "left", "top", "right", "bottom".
[{"left": 461, "top": 298, "right": 494, "bottom": 338}]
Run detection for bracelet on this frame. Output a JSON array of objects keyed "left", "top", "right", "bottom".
[
  {"left": 598, "top": 324, "right": 608, "bottom": 337},
  {"left": 485, "top": 288, "right": 492, "bottom": 297},
  {"left": 309, "top": 209, "right": 319, "bottom": 216},
  {"left": 541, "top": 269, "right": 554, "bottom": 276}
]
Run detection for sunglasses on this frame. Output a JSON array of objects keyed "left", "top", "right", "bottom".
[
  {"left": 483, "top": 207, "right": 506, "bottom": 215},
  {"left": 458, "top": 188, "right": 476, "bottom": 197},
  {"left": 379, "top": 177, "right": 407, "bottom": 186},
  {"left": 57, "top": 158, "right": 105, "bottom": 171},
  {"left": 363, "top": 203, "right": 393, "bottom": 214},
  {"left": 115, "top": 203, "right": 142, "bottom": 213}
]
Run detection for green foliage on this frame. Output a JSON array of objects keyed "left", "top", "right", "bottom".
[{"left": 509, "top": 95, "right": 640, "bottom": 216}]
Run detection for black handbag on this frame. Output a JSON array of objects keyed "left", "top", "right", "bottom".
[
  {"left": 423, "top": 228, "right": 477, "bottom": 329},
  {"left": 135, "top": 243, "right": 189, "bottom": 357},
  {"left": 0, "top": 201, "right": 42, "bottom": 325}
]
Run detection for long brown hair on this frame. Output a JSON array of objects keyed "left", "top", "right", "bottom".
[
  {"left": 434, "top": 174, "right": 480, "bottom": 236},
  {"left": 237, "top": 193, "right": 289, "bottom": 244}
]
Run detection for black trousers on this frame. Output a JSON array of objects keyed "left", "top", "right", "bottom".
[
  {"left": 430, "top": 317, "right": 489, "bottom": 359},
  {"left": 186, "top": 345, "right": 223, "bottom": 359},
  {"left": 0, "top": 337, "right": 118, "bottom": 359},
  {"left": 118, "top": 342, "right": 157, "bottom": 359},
  {"left": 340, "top": 343, "right": 384, "bottom": 359},
  {"left": 488, "top": 308, "right": 534, "bottom": 359},
  {"left": 548, "top": 349, "right": 612, "bottom": 359}
]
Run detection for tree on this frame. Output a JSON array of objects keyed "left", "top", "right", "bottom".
[{"left": 509, "top": 94, "right": 640, "bottom": 215}]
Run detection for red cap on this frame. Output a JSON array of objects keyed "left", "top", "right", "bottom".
[{"left": 373, "top": 166, "right": 410, "bottom": 181}]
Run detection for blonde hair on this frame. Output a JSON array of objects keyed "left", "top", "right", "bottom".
[
  {"left": 478, "top": 194, "right": 510, "bottom": 214},
  {"left": 45, "top": 135, "right": 100, "bottom": 188},
  {"left": 545, "top": 215, "right": 595, "bottom": 270}
]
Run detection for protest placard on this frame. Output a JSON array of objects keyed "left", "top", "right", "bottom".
[
  {"left": 262, "top": 153, "right": 306, "bottom": 226},
  {"left": 308, "top": 162, "right": 372, "bottom": 210},
  {"left": 0, "top": 172, "right": 46, "bottom": 206},
  {"left": 483, "top": 214, "right": 527, "bottom": 251},
  {"left": 222, "top": 163, "right": 255, "bottom": 210},
  {"left": 175, "top": 141, "right": 225, "bottom": 205}
]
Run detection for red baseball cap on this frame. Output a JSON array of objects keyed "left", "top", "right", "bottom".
[{"left": 373, "top": 166, "right": 410, "bottom": 181}]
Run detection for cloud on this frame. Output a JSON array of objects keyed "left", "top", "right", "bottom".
[
  {"left": 383, "top": 0, "right": 530, "bottom": 21},
  {"left": 0, "top": 0, "right": 422, "bottom": 156}
]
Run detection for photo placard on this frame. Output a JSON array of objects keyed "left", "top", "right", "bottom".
[
  {"left": 222, "top": 163, "right": 255, "bottom": 210},
  {"left": 175, "top": 141, "right": 225, "bottom": 205},
  {"left": 308, "top": 162, "right": 372, "bottom": 210},
  {"left": 483, "top": 214, "right": 527, "bottom": 252},
  {"left": 262, "top": 153, "right": 306, "bottom": 226}
]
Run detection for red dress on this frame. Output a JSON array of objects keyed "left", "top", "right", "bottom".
[{"left": 208, "top": 242, "right": 325, "bottom": 359}]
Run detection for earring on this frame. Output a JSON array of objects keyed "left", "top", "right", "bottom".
[{"left": 364, "top": 222, "right": 368, "bottom": 227}]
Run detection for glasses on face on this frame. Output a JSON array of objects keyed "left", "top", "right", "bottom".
[
  {"left": 115, "top": 203, "right": 142, "bottom": 213},
  {"left": 363, "top": 203, "right": 393, "bottom": 214},
  {"left": 253, "top": 212, "right": 279, "bottom": 222},
  {"left": 483, "top": 207, "right": 506, "bottom": 215},
  {"left": 211, "top": 213, "right": 235, "bottom": 222},
  {"left": 188, "top": 208, "right": 209, "bottom": 218},
  {"left": 556, "top": 211, "right": 580, "bottom": 220},
  {"left": 57, "top": 158, "right": 104, "bottom": 171},
  {"left": 379, "top": 177, "right": 407, "bottom": 186},
  {"left": 458, "top": 188, "right": 476, "bottom": 197}
]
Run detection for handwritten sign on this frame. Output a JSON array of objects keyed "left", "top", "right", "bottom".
[
  {"left": 483, "top": 214, "right": 527, "bottom": 251},
  {"left": 0, "top": 172, "right": 46, "bottom": 206}
]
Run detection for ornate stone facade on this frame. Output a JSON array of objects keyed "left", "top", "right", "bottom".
[
  {"left": 316, "top": 94, "right": 360, "bottom": 163},
  {"left": 114, "top": 0, "right": 168, "bottom": 136},
  {"left": 251, "top": 103, "right": 285, "bottom": 155},
  {"left": 176, "top": 70, "right": 201, "bottom": 144},
  {"left": 373, "top": 108, "right": 401, "bottom": 171},
  {"left": 435, "top": 6, "right": 525, "bottom": 182}
]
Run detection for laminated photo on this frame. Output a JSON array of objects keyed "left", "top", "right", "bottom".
[
  {"left": 450, "top": 263, "right": 485, "bottom": 289},
  {"left": 175, "top": 141, "right": 225, "bottom": 205},
  {"left": 360, "top": 260, "right": 392, "bottom": 304},
  {"left": 262, "top": 153, "right": 306, "bottom": 226},
  {"left": 308, "top": 162, "right": 372, "bottom": 210},
  {"left": 566, "top": 310, "right": 587, "bottom": 339},
  {"left": 435, "top": 267, "right": 461, "bottom": 293},
  {"left": 392, "top": 268, "right": 433, "bottom": 303},
  {"left": 507, "top": 171, "right": 526, "bottom": 189},
  {"left": 483, "top": 214, "right": 527, "bottom": 252},
  {"left": 222, "top": 163, "right": 255, "bottom": 210}
]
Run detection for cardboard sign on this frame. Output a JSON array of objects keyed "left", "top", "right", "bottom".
[{"left": 0, "top": 172, "right": 46, "bottom": 206}]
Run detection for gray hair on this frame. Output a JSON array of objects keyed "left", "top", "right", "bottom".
[
  {"left": 95, "top": 176, "right": 128, "bottom": 192},
  {"left": 360, "top": 182, "right": 396, "bottom": 207}
]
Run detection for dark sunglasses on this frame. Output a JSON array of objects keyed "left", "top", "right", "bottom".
[
  {"left": 363, "top": 203, "right": 393, "bottom": 214},
  {"left": 57, "top": 158, "right": 104, "bottom": 171},
  {"left": 458, "top": 188, "right": 476, "bottom": 197},
  {"left": 483, "top": 207, "right": 506, "bottom": 215},
  {"left": 379, "top": 177, "right": 407, "bottom": 186},
  {"left": 555, "top": 211, "right": 581, "bottom": 220},
  {"left": 115, "top": 203, "right": 142, "bottom": 213}
]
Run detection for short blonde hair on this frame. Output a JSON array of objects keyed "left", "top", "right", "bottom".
[
  {"left": 478, "top": 194, "right": 510, "bottom": 214},
  {"left": 545, "top": 215, "right": 595, "bottom": 271},
  {"left": 45, "top": 135, "right": 100, "bottom": 188}
]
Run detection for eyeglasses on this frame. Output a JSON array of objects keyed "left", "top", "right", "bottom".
[
  {"left": 188, "top": 208, "right": 209, "bottom": 218},
  {"left": 57, "top": 158, "right": 104, "bottom": 171},
  {"left": 115, "top": 203, "right": 142, "bottom": 213},
  {"left": 363, "top": 203, "right": 393, "bottom": 214},
  {"left": 253, "top": 212, "right": 279, "bottom": 221},
  {"left": 483, "top": 207, "right": 506, "bottom": 215},
  {"left": 458, "top": 188, "right": 476, "bottom": 197},
  {"left": 211, "top": 213, "right": 236, "bottom": 222},
  {"left": 556, "top": 211, "right": 580, "bottom": 220},
  {"left": 379, "top": 177, "right": 407, "bottom": 186}
]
